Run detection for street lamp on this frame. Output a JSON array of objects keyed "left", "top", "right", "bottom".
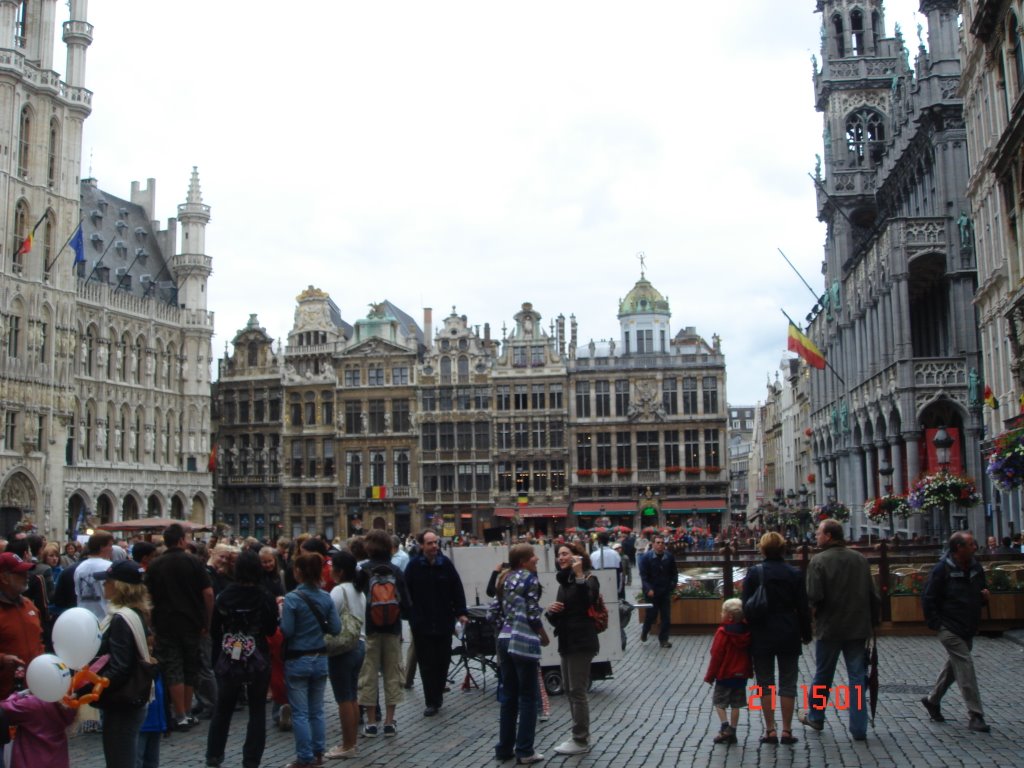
[{"left": 932, "top": 426, "right": 954, "bottom": 540}]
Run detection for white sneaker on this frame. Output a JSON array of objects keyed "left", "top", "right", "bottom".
[{"left": 553, "top": 740, "right": 591, "bottom": 755}]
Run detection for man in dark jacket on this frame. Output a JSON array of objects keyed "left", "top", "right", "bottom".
[
  {"left": 638, "top": 535, "right": 678, "bottom": 648},
  {"left": 921, "top": 531, "right": 990, "bottom": 732},
  {"left": 802, "top": 519, "right": 878, "bottom": 741},
  {"left": 404, "top": 529, "right": 467, "bottom": 717}
]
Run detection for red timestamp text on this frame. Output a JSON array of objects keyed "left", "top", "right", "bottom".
[{"left": 747, "top": 685, "right": 865, "bottom": 711}]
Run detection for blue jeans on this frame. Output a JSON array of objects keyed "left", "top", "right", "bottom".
[
  {"left": 807, "top": 638, "right": 868, "bottom": 738},
  {"left": 102, "top": 704, "right": 149, "bottom": 768},
  {"left": 643, "top": 591, "right": 672, "bottom": 642},
  {"left": 136, "top": 731, "right": 160, "bottom": 768},
  {"left": 495, "top": 638, "right": 539, "bottom": 759},
  {"left": 285, "top": 655, "right": 330, "bottom": 763}
]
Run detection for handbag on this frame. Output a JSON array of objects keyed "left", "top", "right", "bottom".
[
  {"left": 586, "top": 582, "right": 609, "bottom": 633},
  {"left": 324, "top": 587, "right": 362, "bottom": 656},
  {"left": 95, "top": 608, "right": 158, "bottom": 709},
  {"left": 744, "top": 564, "right": 770, "bottom": 622}
]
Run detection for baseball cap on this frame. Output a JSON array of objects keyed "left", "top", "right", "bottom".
[
  {"left": 94, "top": 560, "right": 145, "bottom": 585},
  {"left": 0, "top": 552, "right": 33, "bottom": 574}
]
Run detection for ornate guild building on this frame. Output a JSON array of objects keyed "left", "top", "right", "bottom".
[
  {"left": 0, "top": 2, "right": 213, "bottom": 539},
  {"left": 807, "top": 0, "right": 982, "bottom": 535}
]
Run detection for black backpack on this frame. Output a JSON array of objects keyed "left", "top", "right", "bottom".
[{"left": 214, "top": 603, "right": 267, "bottom": 681}]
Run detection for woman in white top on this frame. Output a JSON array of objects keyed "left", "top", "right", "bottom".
[{"left": 325, "top": 551, "right": 367, "bottom": 760}]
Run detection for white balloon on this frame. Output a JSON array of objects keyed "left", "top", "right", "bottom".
[
  {"left": 52, "top": 607, "right": 103, "bottom": 669},
  {"left": 26, "top": 654, "right": 73, "bottom": 702}
]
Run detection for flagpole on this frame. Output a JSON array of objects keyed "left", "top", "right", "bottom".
[
  {"left": 84, "top": 232, "right": 117, "bottom": 283},
  {"left": 44, "top": 221, "right": 82, "bottom": 273},
  {"left": 780, "top": 308, "right": 846, "bottom": 386},
  {"left": 778, "top": 248, "right": 822, "bottom": 306}
]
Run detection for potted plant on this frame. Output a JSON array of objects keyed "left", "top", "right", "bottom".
[
  {"left": 595, "top": 468, "right": 612, "bottom": 478},
  {"left": 986, "top": 429, "right": 1024, "bottom": 491},
  {"left": 863, "top": 494, "right": 912, "bottom": 535},
  {"left": 664, "top": 466, "right": 681, "bottom": 474},
  {"left": 816, "top": 500, "right": 849, "bottom": 522},
  {"left": 617, "top": 467, "right": 632, "bottom": 476},
  {"left": 704, "top": 465, "right": 721, "bottom": 474},
  {"left": 684, "top": 467, "right": 702, "bottom": 476},
  {"left": 576, "top": 469, "right": 592, "bottom": 477}
]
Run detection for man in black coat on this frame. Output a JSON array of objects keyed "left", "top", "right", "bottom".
[
  {"left": 921, "top": 531, "right": 990, "bottom": 732},
  {"left": 638, "top": 535, "right": 678, "bottom": 648},
  {"left": 403, "top": 529, "right": 467, "bottom": 716}
]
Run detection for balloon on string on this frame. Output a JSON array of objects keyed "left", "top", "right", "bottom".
[
  {"left": 52, "top": 607, "right": 103, "bottom": 668},
  {"left": 26, "top": 654, "right": 73, "bottom": 702}
]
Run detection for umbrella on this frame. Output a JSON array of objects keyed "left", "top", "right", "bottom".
[
  {"left": 565, "top": 527, "right": 587, "bottom": 534},
  {"left": 641, "top": 526, "right": 659, "bottom": 535},
  {"left": 866, "top": 635, "right": 879, "bottom": 726},
  {"left": 612, "top": 525, "right": 632, "bottom": 533},
  {"left": 591, "top": 526, "right": 609, "bottom": 533}
]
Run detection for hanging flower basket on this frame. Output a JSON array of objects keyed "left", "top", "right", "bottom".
[
  {"left": 806, "top": 472, "right": 816, "bottom": 484},
  {"left": 907, "top": 471, "right": 981, "bottom": 510},
  {"left": 863, "top": 494, "right": 911, "bottom": 523},
  {"left": 816, "top": 501, "right": 850, "bottom": 522},
  {"left": 986, "top": 430, "right": 1024, "bottom": 491}
]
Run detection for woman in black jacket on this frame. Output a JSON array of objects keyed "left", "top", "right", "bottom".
[
  {"left": 94, "top": 560, "right": 153, "bottom": 768},
  {"left": 741, "top": 531, "right": 812, "bottom": 745},
  {"left": 205, "top": 550, "right": 279, "bottom": 768},
  {"left": 545, "top": 543, "right": 600, "bottom": 756}
]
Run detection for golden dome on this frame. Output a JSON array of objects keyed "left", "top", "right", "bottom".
[{"left": 618, "top": 276, "right": 670, "bottom": 317}]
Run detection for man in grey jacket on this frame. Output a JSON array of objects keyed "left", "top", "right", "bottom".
[{"left": 800, "top": 519, "right": 878, "bottom": 741}]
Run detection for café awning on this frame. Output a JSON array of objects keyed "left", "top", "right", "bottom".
[
  {"left": 494, "top": 506, "right": 567, "bottom": 519},
  {"left": 574, "top": 501, "right": 636, "bottom": 516},
  {"left": 662, "top": 499, "right": 728, "bottom": 513}
]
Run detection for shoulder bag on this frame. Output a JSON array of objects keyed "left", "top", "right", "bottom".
[{"left": 95, "top": 608, "right": 158, "bottom": 709}]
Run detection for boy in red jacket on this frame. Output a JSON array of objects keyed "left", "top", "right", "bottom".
[{"left": 704, "top": 598, "right": 752, "bottom": 745}]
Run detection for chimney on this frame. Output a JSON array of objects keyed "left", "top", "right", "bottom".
[{"left": 423, "top": 307, "right": 433, "bottom": 349}]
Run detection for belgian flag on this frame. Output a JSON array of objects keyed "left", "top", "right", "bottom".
[{"left": 787, "top": 322, "right": 826, "bottom": 370}]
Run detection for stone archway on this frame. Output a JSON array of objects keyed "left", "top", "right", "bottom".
[
  {"left": 67, "top": 493, "right": 89, "bottom": 537},
  {"left": 0, "top": 470, "right": 37, "bottom": 535},
  {"left": 170, "top": 496, "right": 185, "bottom": 519},
  {"left": 122, "top": 495, "right": 140, "bottom": 521},
  {"left": 372, "top": 516, "right": 386, "bottom": 530},
  {"left": 147, "top": 494, "right": 162, "bottom": 517}
]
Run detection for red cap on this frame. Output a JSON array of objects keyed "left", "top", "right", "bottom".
[{"left": 0, "top": 552, "right": 33, "bottom": 574}]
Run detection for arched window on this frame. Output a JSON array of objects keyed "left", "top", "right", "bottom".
[
  {"left": 1010, "top": 14, "right": 1024, "bottom": 94},
  {"left": 247, "top": 341, "right": 258, "bottom": 367},
  {"left": 457, "top": 355, "right": 469, "bottom": 383},
  {"left": 6, "top": 299, "right": 22, "bottom": 358},
  {"left": 13, "top": 200, "right": 29, "bottom": 274},
  {"left": 47, "top": 119, "right": 59, "bottom": 188},
  {"left": 846, "top": 108, "right": 887, "bottom": 165},
  {"left": 832, "top": 14, "right": 846, "bottom": 58},
  {"left": 17, "top": 106, "right": 30, "bottom": 178},
  {"left": 14, "top": 1, "right": 27, "bottom": 48},
  {"left": 440, "top": 356, "right": 452, "bottom": 383},
  {"left": 850, "top": 10, "right": 865, "bottom": 56}
]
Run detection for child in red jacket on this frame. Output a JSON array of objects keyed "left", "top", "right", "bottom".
[{"left": 704, "top": 598, "right": 752, "bottom": 745}]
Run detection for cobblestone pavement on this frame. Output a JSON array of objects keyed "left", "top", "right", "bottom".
[{"left": 70, "top": 628, "right": 1024, "bottom": 768}]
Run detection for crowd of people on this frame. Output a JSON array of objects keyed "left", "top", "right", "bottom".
[{"left": 0, "top": 517, "right": 1006, "bottom": 766}]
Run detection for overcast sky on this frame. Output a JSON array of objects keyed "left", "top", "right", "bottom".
[{"left": 75, "top": 0, "right": 925, "bottom": 405}]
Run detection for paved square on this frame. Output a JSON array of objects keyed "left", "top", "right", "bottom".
[{"left": 69, "top": 628, "right": 1024, "bottom": 767}]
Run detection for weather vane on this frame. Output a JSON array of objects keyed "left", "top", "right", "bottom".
[{"left": 637, "top": 251, "right": 646, "bottom": 277}]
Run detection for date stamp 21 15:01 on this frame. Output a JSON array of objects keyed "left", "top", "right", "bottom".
[{"left": 747, "top": 685, "right": 865, "bottom": 710}]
